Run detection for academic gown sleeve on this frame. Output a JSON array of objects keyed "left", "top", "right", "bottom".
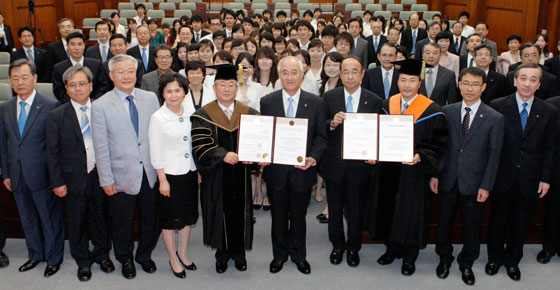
[{"left": 414, "top": 104, "right": 449, "bottom": 177}]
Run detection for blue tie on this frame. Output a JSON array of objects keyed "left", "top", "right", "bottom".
[
  {"left": 126, "top": 95, "right": 139, "bottom": 136},
  {"left": 346, "top": 95, "right": 353, "bottom": 113},
  {"left": 383, "top": 71, "right": 390, "bottom": 99},
  {"left": 520, "top": 102, "right": 528, "bottom": 131},
  {"left": 142, "top": 47, "right": 148, "bottom": 71},
  {"left": 18, "top": 101, "right": 28, "bottom": 136},
  {"left": 374, "top": 37, "right": 378, "bottom": 52},
  {"left": 80, "top": 106, "right": 92, "bottom": 140},
  {"left": 286, "top": 97, "right": 295, "bottom": 118},
  {"left": 412, "top": 30, "right": 417, "bottom": 53}
]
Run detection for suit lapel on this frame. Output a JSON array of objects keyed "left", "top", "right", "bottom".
[
  {"left": 110, "top": 91, "right": 138, "bottom": 139},
  {"left": 8, "top": 98, "right": 20, "bottom": 139},
  {"left": 463, "top": 104, "right": 487, "bottom": 146},
  {"left": 506, "top": 95, "right": 524, "bottom": 136},
  {"left": 357, "top": 91, "right": 371, "bottom": 113},
  {"left": 65, "top": 102, "right": 83, "bottom": 142},
  {"left": 523, "top": 98, "right": 541, "bottom": 136},
  {"left": 274, "top": 92, "right": 286, "bottom": 117},
  {"left": 21, "top": 95, "right": 43, "bottom": 139},
  {"left": 295, "top": 92, "right": 309, "bottom": 118}
]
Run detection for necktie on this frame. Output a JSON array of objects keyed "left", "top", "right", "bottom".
[
  {"left": 462, "top": 107, "right": 471, "bottom": 138},
  {"left": 101, "top": 44, "right": 107, "bottom": 63},
  {"left": 195, "top": 33, "right": 199, "bottom": 42},
  {"left": 346, "top": 95, "right": 354, "bottom": 113},
  {"left": 225, "top": 108, "right": 233, "bottom": 120},
  {"left": 520, "top": 102, "right": 528, "bottom": 131},
  {"left": 27, "top": 48, "right": 34, "bottom": 61},
  {"left": 74, "top": 62, "right": 81, "bottom": 67},
  {"left": 469, "top": 57, "right": 474, "bottom": 68},
  {"left": 402, "top": 102, "right": 409, "bottom": 114},
  {"left": 126, "top": 95, "right": 139, "bottom": 136},
  {"left": 18, "top": 101, "right": 27, "bottom": 136},
  {"left": 383, "top": 71, "right": 390, "bottom": 99},
  {"left": 287, "top": 97, "right": 295, "bottom": 118},
  {"left": 80, "top": 106, "right": 95, "bottom": 173},
  {"left": 426, "top": 69, "right": 434, "bottom": 98},
  {"left": 412, "top": 30, "right": 417, "bottom": 53},
  {"left": 374, "top": 37, "right": 378, "bottom": 52},
  {"left": 142, "top": 47, "right": 148, "bottom": 71},
  {"left": 455, "top": 37, "right": 460, "bottom": 52}
]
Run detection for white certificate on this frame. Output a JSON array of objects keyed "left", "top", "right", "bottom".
[
  {"left": 343, "top": 113, "right": 378, "bottom": 160},
  {"left": 237, "top": 114, "right": 274, "bottom": 163},
  {"left": 378, "top": 115, "right": 414, "bottom": 162},
  {"left": 273, "top": 117, "right": 308, "bottom": 166}
]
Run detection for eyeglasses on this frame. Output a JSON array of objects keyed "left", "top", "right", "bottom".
[
  {"left": 475, "top": 52, "right": 492, "bottom": 57},
  {"left": 156, "top": 55, "right": 172, "bottom": 60},
  {"left": 113, "top": 70, "right": 136, "bottom": 76},
  {"left": 336, "top": 42, "right": 350, "bottom": 47},
  {"left": 67, "top": 81, "right": 90, "bottom": 89},
  {"left": 341, "top": 70, "right": 362, "bottom": 77},
  {"left": 215, "top": 82, "right": 238, "bottom": 90},
  {"left": 10, "top": 74, "right": 32, "bottom": 82},
  {"left": 460, "top": 81, "right": 483, "bottom": 88}
]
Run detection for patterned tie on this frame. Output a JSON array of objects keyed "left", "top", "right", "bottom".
[
  {"left": 469, "top": 57, "right": 474, "bottom": 68},
  {"left": 101, "top": 44, "right": 107, "bottom": 63},
  {"left": 195, "top": 32, "right": 199, "bottom": 42},
  {"left": 384, "top": 71, "right": 390, "bottom": 99},
  {"left": 80, "top": 106, "right": 95, "bottom": 173},
  {"left": 426, "top": 69, "right": 434, "bottom": 98},
  {"left": 346, "top": 95, "right": 353, "bottom": 113},
  {"left": 412, "top": 30, "right": 417, "bottom": 53},
  {"left": 18, "top": 101, "right": 28, "bottom": 136},
  {"left": 27, "top": 48, "right": 34, "bottom": 61},
  {"left": 286, "top": 97, "right": 295, "bottom": 118},
  {"left": 374, "top": 37, "right": 378, "bottom": 52},
  {"left": 402, "top": 102, "right": 409, "bottom": 114},
  {"left": 142, "top": 47, "right": 148, "bottom": 71},
  {"left": 462, "top": 107, "right": 471, "bottom": 139},
  {"left": 225, "top": 108, "right": 233, "bottom": 120},
  {"left": 455, "top": 37, "right": 460, "bottom": 52},
  {"left": 520, "top": 102, "right": 528, "bottom": 131},
  {"left": 126, "top": 95, "right": 139, "bottom": 136}
]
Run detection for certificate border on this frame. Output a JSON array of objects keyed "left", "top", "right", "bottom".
[
  {"left": 272, "top": 116, "right": 309, "bottom": 166},
  {"left": 236, "top": 114, "right": 275, "bottom": 163},
  {"left": 378, "top": 114, "right": 415, "bottom": 163},
  {"left": 341, "top": 113, "right": 379, "bottom": 161}
]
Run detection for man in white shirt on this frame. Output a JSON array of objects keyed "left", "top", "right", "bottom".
[
  {"left": 0, "top": 12, "right": 14, "bottom": 52},
  {"left": 10, "top": 26, "right": 47, "bottom": 81},
  {"left": 322, "top": 26, "right": 338, "bottom": 54},
  {"left": 86, "top": 21, "right": 112, "bottom": 63},
  {"left": 133, "top": 3, "right": 150, "bottom": 26},
  {"left": 458, "top": 11, "right": 475, "bottom": 38},
  {"left": 224, "top": 10, "right": 236, "bottom": 37}
]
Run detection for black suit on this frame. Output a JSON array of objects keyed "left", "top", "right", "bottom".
[
  {"left": 85, "top": 43, "right": 112, "bottom": 62},
  {"left": 361, "top": 66, "right": 399, "bottom": 99},
  {"left": 413, "top": 38, "right": 433, "bottom": 61},
  {"left": 44, "top": 41, "right": 69, "bottom": 83},
  {"left": 127, "top": 45, "right": 157, "bottom": 73},
  {"left": 260, "top": 89, "right": 327, "bottom": 262},
  {"left": 545, "top": 56, "right": 560, "bottom": 84},
  {"left": 0, "top": 24, "right": 14, "bottom": 52},
  {"left": 449, "top": 35, "right": 466, "bottom": 56},
  {"left": 365, "top": 34, "right": 387, "bottom": 67},
  {"left": 11, "top": 47, "right": 47, "bottom": 82},
  {"left": 400, "top": 27, "right": 427, "bottom": 55},
  {"left": 52, "top": 57, "right": 109, "bottom": 103},
  {"left": 102, "top": 57, "right": 145, "bottom": 91},
  {"left": 488, "top": 94, "right": 557, "bottom": 267},
  {"left": 508, "top": 62, "right": 549, "bottom": 74},
  {"left": 482, "top": 69, "right": 507, "bottom": 104},
  {"left": 320, "top": 87, "right": 382, "bottom": 252},
  {"left": 505, "top": 69, "right": 560, "bottom": 100},
  {"left": 46, "top": 102, "right": 111, "bottom": 267},
  {"left": 419, "top": 65, "right": 459, "bottom": 106},
  {"left": 192, "top": 30, "right": 210, "bottom": 43}
]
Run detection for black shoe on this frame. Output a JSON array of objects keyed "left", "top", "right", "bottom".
[
  {"left": 330, "top": 249, "right": 344, "bottom": 265},
  {"left": 0, "top": 251, "right": 9, "bottom": 268},
  {"left": 44, "top": 264, "right": 60, "bottom": 277},
  {"left": 347, "top": 250, "right": 360, "bottom": 267},
  {"left": 506, "top": 266, "right": 520, "bottom": 281},
  {"left": 176, "top": 252, "right": 197, "bottom": 271},
  {"left": 18, "top": 260, "right": 40, "bottom": 272},
  {"left": 77, "top": 267, "right": 92, "bottom": 282},
  {"left": 234, "top": 259, "right": 247, "bottom": 271},
  {"left": 436, "top": 262, "right": 450, "bottom": 279},
  {"left": 97, "top": 259, "right": 115, "bottom": 273},
  {"left": 401, "top": 262, "right": 415, "bottom": 276},
  {"left": 318, "top": 216, "right": 329, "bottom": 224},
  {"left": 216, "top": 261, "right": 228, "bottom": 273},
  {"left": 269, "top": 259, "right": 284, "bottom": 273},
  {"left": 169, "top": 261, "right": 186, "bottom": 279},
  {"left": 316, "top": 213, "right": 326, "bottom": 220},
  {"left": 460, "top": 267, "right": 475, "bottom": 285},
  {"left": 377, "top": 253, "right": 395, "bottom": 265},
  {"left": 121, "top": 260, "right": 136, "bottom": 279},
  {"left": 263, "top": 204, "right": 271, "bottom": 211},
  {"left": 485, "top": 262, "right": 500, "bottom": 275},
  {"left": 138, "top": 259, "right": 157, "bottom": 273},
  {"left": 537, "top": 250, "right": 554, "bottom": 264},
  {"left": 294, "top": 260, "right": 311, "bottom": 274}
]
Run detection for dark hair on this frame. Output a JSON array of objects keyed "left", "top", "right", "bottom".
[
  {"left": 419, "top": 19, "right": 428, "bottom": 28},
  {"left": 66, "top": 31, "right": 86, "bottom": 43},
  {"left": 319, "top": 52, "right": 344, "bottom": 95},
  {"left": 475, "top": 22, "right": 489, "bottom": 30},
  {"left": 535, "top": 34, "right": 551, "bottom": 57},
  {"left": 427, "top": 21, "right": 442, "bottom": 31},
  {"left": 172, "top": 42, "right": 189, "bottom": 71},
  {"left": 17, "top": 26, "right": 35, "bottom": 38},
  {"left": 222, "top": 37, "right": 234, "bottom": 50},
  {"left": 459, "top": 67, "right": 487, "bottom": 83},
  {"left": 276, "top": 10, "right": 287, "bottom": 18},
  {"left": 452, "top": 21, "right": 464, "bottom": 29},
  {"left": 432, "top": 13, "right": 442, "bottom": 20},
  {"left": 213, "top": 30, "right": 226, "bottom": 39},
  {"left": 213, "top": 50, "right": 233, "bottom": 63},
  {"left": 514, "top": 62, "right": 542, "bottom": 81},
  {"left": 231, "top": 39, "right": 246, "bottom": 49},
  {"left": 467, "top": 33, "right": 483, "bottom": 42},
  {"left": 440, "top": 18, "right": 450, "bottom": 32},
  {"left": 272, "top": 23, "right": 287, "bottom": 37},
  {"left": 146, "top": 18, "right": 158, "bottom": 26},
  {"left": 458, "top": 11, "right": 470, "bottom": 19},
  {"left": 506, "top": 34, "right": 522, "bottom": 46},
  {"left": 259, "top": 31, "right": 274, "bottom": 44},
  {"left": 435, "top": 31, "right": 452, "bottom": 43},
  {"left": 135, "top": 3, "right": 146, "bottom": 10},
  {"left": 348, "top": 18, "right": 362, "bottom": 29},
  {"left": 322, "top": 25, "right": 338, "bottom": 38},
  {"left": 263, "top": 9, "right": 272, "bottom": 16},
  {"left": 187, "top": 43, "right": 200, "bottom": 53},
  {"left": 308, "top": 39, "right": 324, "bottom": 51},
  {"left": 198, "top": 39, "right": 214, "bottom": 51},
  {"left": 155, "top": 45, "right": 173, "bottom": 58},
  {"left": 295, "top": 20, "right": 314, "bottom": 39},
  {"left": 254, "top": 47, "right": 278, "bottom": 87},
  {"left": 342, "top": 55, "right": 364, "bottom": 69},
  {"left": 9, "top": 59, "right": 37, "bottom": 77},
  {"left": 520, "top": 42, "right": 542, "bottom": 56},
  {"left": 396, "top": 45, "right": 410, "bottom": 59},
  {"left": 473, "top": 44, "right": 492, "bottom": 56},
  {"left": 224, "top": 9, "right": 236, "bottom": 19},
  {"left": 95, "top": 20, "right": 110, "bottom": 32},
  {"left": 378, "top": 42, "right": 398, "bottom": 55},
  {"left": 334, "top": 32, "right": 354, "bottom": 51},
  {"left": 186, "top": 60, "right": 206, "bottom": 76},
  {"left": 158, "top": 73, "right": 189, "bottom": 102},
  {"left": 294, "top": 49, "right": 311, "bottom": 66},
  {"left": 110, "top": 12, "right": 119, "bottom": 19},
  {"left": 191, "top": 15, "right": 203, "bottom": 24},
  {"left": 232, "top": 23, "right": 245, "bottom": 35},
  {"left": 126, "top": 18, "right": 136, "bottom": 44},
  {"left": 372, "top": 15, "right": 386, "bottom": 32},
  {"left": 110, "top": 33, "right": 127, "bottom": 44},
  {"left": 235, "top": 9, "right": 246, "bottom": 18},
  {"left": 178, "top": 25, "right": 193, "bottom": 39},
  {"left": 303, "top": 10, "right": 313, "bottom": 18},
  {"left": 273, "top": 36, "right": 287, "bottom": 53},
  {"left": 286, "top": 38, "right": 300, "bottom": 49}
]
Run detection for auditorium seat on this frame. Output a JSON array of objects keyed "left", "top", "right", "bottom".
[
  {"left": 402, "top": 0, "right": 417, "bottom": 4},
  {"left": 379, "top": 0, "right": 395, "bottom": 4},
  {"left": 119, "top": 10, "right": 137, "bottom": 19},
  {"left": 35, "top": 83, "right": 56, "bottom": 100},
  {"left": 0, "top": 52, "right": 10, "bottom": 65},
  {"left": 161, "top": 18, "right": 175, "bottom": 26},
  {"left": 130, "top": 0, "right": 145, "bottom": 3},
  {"left": 117, "top": 3, "right": 134, "bottom": 10},
  {"left": 411, "top": 4, "right": 428, "bottom": 12},
  {"left": 359, "top": 0, "right": 369, "bottom": 5},
  {"left": 142, "top": 3, "right": 153, "bottom": 10},
  {"left": 100, "top": 9, "right": 118, "bottom": 19},
  {"left": 400, "top": 11, "right": 417, "bottom": 20},
  {"left": 251, "top": 3, "right": 267, "bottom": 11},
  {"left": 167, "top": 0, "right": 182, "bottom": 3},
  {"left": 83, "top": 18, "right": 102, "bottom": 30},
  {"left": 337, "top": 0, "right": 353, "bottom": 4},
  {"left": 293, "top": 0, "right": 308, "bottom": 3},
  {"left": 298, "top": 3, "right": 319, "bottom": 12},
  {"left": 423, "top": 11, "right": 441, "bottom": 20},
  {"left": 89, "top": 29, "right": 98, "bottom": 41},
  {"left": 374, "top": 11, "right": 392, "bottom": 19},
  {"left": 0, "top": 65, "right": 10, "bottom": 84},
  {"left": 150, "top": 0, "right": 164, "bottom": 3},
  {"left": 253, "top": 0, "right": 268, "bottom": 3},
  {"left": 253, "top": 9, "right": 264, "bottom": 16},
  {"left": 320, "top": 3, "right": 333, "bottom": 14},
  {"left": 275, "top": 3, "right": 291, "bottom": 10},
  {"left": 224, "top": 3, "right": 244, "bottom": 10},
  {"left": 159, "top": 3, "right": 175, "bottom": 11},
  {"left": 147, "top": 10, "right": 164, "bottom": 19},
  {"left": 365, "top": 4, "right": 382, "bottom": 12},
  {"left": 179, "top": 3, "right": 197, "bottom": 10},
  {"left": 386, "top": 4, "right": 403, "bottom": 12},
  {"left": 174, "top": 10, "right": 193, "bottom": 18},
  {"left": 235, "top": 0, "right": 251, "bottom": 3},
  {"left": 346, "top": 4, "right": 362, "bottom": 11},
  {"left": 209, "top": 3, "right": 222, "bottom": 14},
  {"left": 351, "top": 11, "right": 364, "bottom": 18},
  {"left": 0, "top": 83, "right": 12, "bottom": 103}
]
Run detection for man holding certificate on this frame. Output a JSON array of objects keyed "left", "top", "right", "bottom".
[
  {"left": 260, "top": 56, "right": 327, "bottom": 274},
  {"left": 375, "top": 59, "right": 448, "bottom": 276},
  {"left": 320, "top": 56, "right": 383, "bottom": 267}
]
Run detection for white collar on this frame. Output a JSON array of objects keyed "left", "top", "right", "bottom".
[{"left": 17, "top": 90, "right": 37, "bottom": 106}]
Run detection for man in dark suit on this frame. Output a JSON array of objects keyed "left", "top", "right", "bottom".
[
  {"left": 52, "top": 32, "right": 109, "bottom": 103},
  {"left": 260, "top": 56, "right": 327, "bottom": 275},
  {"left": 46, "top": 66, "right": 115, "bottom": 282},
  {"left": 348, "top": 18, "right": 368, "bottom": 68},
  {"left": 0, "top": 13, "right": 14, "bottom": 52},
  {"left": 0, "top": 59, "right": 64, "bottom": 277},
  {"left": 362, "top": 43, "right": 400, "bottom": 99},
  {"left": 459, "top": 33, "right": 483, "bottom": 72},
  {"left": 419, "top": 42, "right": 459, "bottom": 106},
  {"left": 365, "top": 19, "right": 387, "bottom": 67},
  {"left": 473, "top": 44, "right": 507, "bottom": 104},
  {"left": 191, "top": 14, "right": 210, "bottom": 43},
  {"left": 460, "top": 23, "right": 498, "bottom": 63},
  {"left": 140, "top": 45, "right": 175, "bottom": 103},
  {"left": 44, "top": 18, "right": 75, "bottom": 83},
  {"left": 487, "top": 63, "right": 557, "bottom": 281},
  {"left": 449, "top": 22, "right": 467, "bottom": 56},
  {"left": 103, "top": 34, "right": 145, "bottom": 91},
  {"left": 414, "top": 22, "right": 441, "bottom": 61},
  {"left": 321, "top": 56, "right": 382, "bottom": 267},
  {"left": 400, "top": 13, "right": 427, "bottom": 56},
  {"left": 127, "top": 25, "right": 157, "bottom": 73},
  {"left": 85, "top": 21, "right": 112, "bottom": 63},
  {"left": 431, "top": 67, "right": 504, "bottom": 285},
  {"left": 544, "top": 40, "right": 560, "bottom": 83},
  {"left": 10, "top": 26, "right": 47, "bottom": 82}
]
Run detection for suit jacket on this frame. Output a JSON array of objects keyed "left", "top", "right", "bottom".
[
  {"left": 0, "top": 93, "right": 60, "bottom": 190},
  {"left": 350, "top": 37, "right": 369, "bottom": 68},
  {"left": 260, "top": 90, "right": 328, "bottom": 192},
  {"left": 419, "top": 65, "right": 459, "bottom": 106},
  {"left": 192, "top": 30, "right": 210, "bottom": 43},
  {"left": 448, "top": 35, "right": 467, "bottom": 56},
  {"left": 400, "top": 27, "right": 428, "bottom": 54},
  {"left": 52, "top": 57, "right": 109, "bottom": 103},
  {"left": 365, "top": 34, "right": 387, "bottom": 66},
  {"left": 140, "top": 69, "right": 175, "bottom": 95},
  {"left": 439, "top": 102, "right": 504, "bottom": 194},
  {"left": 361, "top": 66, "right": 400, "bottom": 99},
  {"left": 44, "top": 41, "right": 69, "bottom": 83},
  {"left": 102, "top": 57, "right": 145, "bottom": 91},
  {"left": 11, "top": 47, "right": 47, "bottom": 82},
  {"left": 505, "top": 69, "right": 560, "bottom": 100},
  {"left": 319, "top": 87, "right": 382, "bottom": 181},
  {"left": 545, "top": 56, "right": 560, "bottom": 83},
  {"left": 0, "top": 24, "right": 14, "bottom": 52},
  {"left": 85, "top": 43, "right": 113, "bottom": 62},
  {"left": 46, "top": 101, "right": 91, "bottom": 193},
  {"left": 545, "top": 96, "right": 560, "bottom": 185},
  {"left": 490, "top": 94, "right": 557, "bottom": 196},
  {"left": 127, "top": 45, "right": 157, "bottom": 73},
  {"left": 460, "top": 38, "right": 498, "bottom": 61},
  {"left": 507, "top": 62, "right": 549, "bottom": 74},
  {"left": 481, "top": 69, "right": 507, "bottom": 104},
  {"left": 91, "top": 88, "right": 160, "bottom": 194},
  {"left": 414, "top": 37, "right": 433, "bottom": 61}
]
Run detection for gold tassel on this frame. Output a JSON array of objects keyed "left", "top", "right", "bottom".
[
  {"left": 420, "top": 60, "right": 426, "bottom": 80},
  {"left": 237, "top": 64, "right": 244, "bottom": 85}
]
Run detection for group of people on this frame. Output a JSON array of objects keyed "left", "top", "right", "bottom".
[{"left": 0, "top": 6, "right": 560, "bottom": 287}]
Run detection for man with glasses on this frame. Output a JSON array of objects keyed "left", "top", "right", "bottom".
[
  {"left": 334, "top": 32, "right": 353, "bottom": 58},
  {"left": 362, "top": 43, "right": 400, "bottom": 99},
  {"left": 45, "top": 18, "right": 75, "bottom": 82},
  {"left": 141, "top": 45, "right": 175, "bottom": 104},
  {"left": 474, "top": 44, "right": 506, "bottom": 104}
]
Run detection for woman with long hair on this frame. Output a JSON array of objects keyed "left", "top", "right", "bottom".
[
  {"left": 254, "top": 47, "right": 278, "bottom": 93},
  {"left": 536, "top": 34, "right": 553, "bottom": 65},
  {"left": 126, "top": 18, "right": 139, "bottom": 48},
  {"left": 168, "top": 19, "right": 182, "bottom": 47}
]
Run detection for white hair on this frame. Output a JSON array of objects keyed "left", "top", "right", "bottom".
[
  {"left": 277, "top": 56, "right": 304, "bottom": 73},
  {"left": 108, "top": 54, "right": 138, "bottom": 72}
]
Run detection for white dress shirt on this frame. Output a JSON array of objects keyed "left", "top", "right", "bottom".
[
  {"left": 70, "top": 56, "right": 85, "bottom": 66},
  {"left": 282, "top": 89, "right": 301, "bottom": 116},
  {"left": 381, "top": 66, "right": 395, "bottom": 89},
  {"left": 16, "top": 90, "right": 36, "bottom": 120},
  {"left": 344, "top": 87, "right": 361, "bottom": 113},
  {"left": 217, "top": 100, "right": 235, "bottom": 116},
  {"left": 114, "top": 88, "right": 138, "bottom": 116},
  {"left": 461, "top": 99, "right": 481, "bottom": 128},
  {"left": 461, "top": 25, "right": 475, "bottom": 38},
  {"left": 401, "top": 94, "right": 418, "bottom": 113},
  {"left": 467, "top": 53, "right": 476, "bottom": 68},
  {"left": 71, "top": 99, "right": 96, "bottom": 170}
]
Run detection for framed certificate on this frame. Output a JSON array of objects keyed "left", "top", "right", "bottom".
[
  {"left": 272, "top": 117, "right": 308, "bottom": 166},
  {"left": 342, "top": 113, "right": 378, "bottom": 160},
  {"left": 237, "top": 114, "right": 275, "bottom": 163},
  {"left": 378, "top": 115, "right": 414, "bottom": 162}
]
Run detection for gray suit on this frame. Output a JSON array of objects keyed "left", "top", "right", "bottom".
[
  {"left": 350, "top": 37, "right": 369, "bottom": 69},
  {"left": 461, "top": 38, "right": 498, "bottom": 62},
  {"left": 419, "top": 65, "right": 459, "bottom": 106},
  {"left": 140, "top": 70, "right": 175, "bottom": 104}
]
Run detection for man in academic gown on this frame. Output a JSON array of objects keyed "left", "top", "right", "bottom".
[
  {"left": 375, "top": 59, "right": 448, "bottom": 276},
  {"left": 190, "top": 65, "right": 258, "bottom": 274}
]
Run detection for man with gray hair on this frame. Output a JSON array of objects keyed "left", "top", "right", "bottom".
[
  {"left": 46, "top": 66, "right": 115, "bottom": 282},
  {"left": 260, "top": 56, "right": 327, "bottom": 274},
  {"left": 91, "top": 54, "right": 160, "bottom": 279},
  {"left": 419, "top": 42, "right": 459, "bottom": 106}
]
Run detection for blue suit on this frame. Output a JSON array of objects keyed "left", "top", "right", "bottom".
[{"left": 0, "top": 92, "right": 64, "bottom": 265}]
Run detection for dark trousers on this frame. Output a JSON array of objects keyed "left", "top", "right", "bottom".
[
  {"left": 386, "top": 242, "right": 419, "bottom": 263},
  {"left": 325, "top": 172, "right": 369, "bottom": 252},
  {"left": 268, "top": 182, "right": 311, "bottom": 263},
  {"left": 65, "top": 170, "right": 111, "bottom": 267},
  {"left": 541, "top": 185, "right": 560, "bottom": 254},
  {"left": 0, "top": 200, "right": 5, "bottom": 250},
  {"left": 487, "top": 186, "right": 538, "bottom": 267},
  {"left": 13, "top": 172, "right": 65, "bottom": 265},
  {"left": 109, "top": 173, "right": 159, "bottom": 264},
  {"left": 435, "top": 182, "right": 484, "bottom": 268}
]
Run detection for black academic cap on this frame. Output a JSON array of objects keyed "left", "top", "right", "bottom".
[
  {"left": 207, "top": 64, "right": 239, "bottom": 81},
  {"left": 391, "top": 59, "right": 423, "bottom": 76}
]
